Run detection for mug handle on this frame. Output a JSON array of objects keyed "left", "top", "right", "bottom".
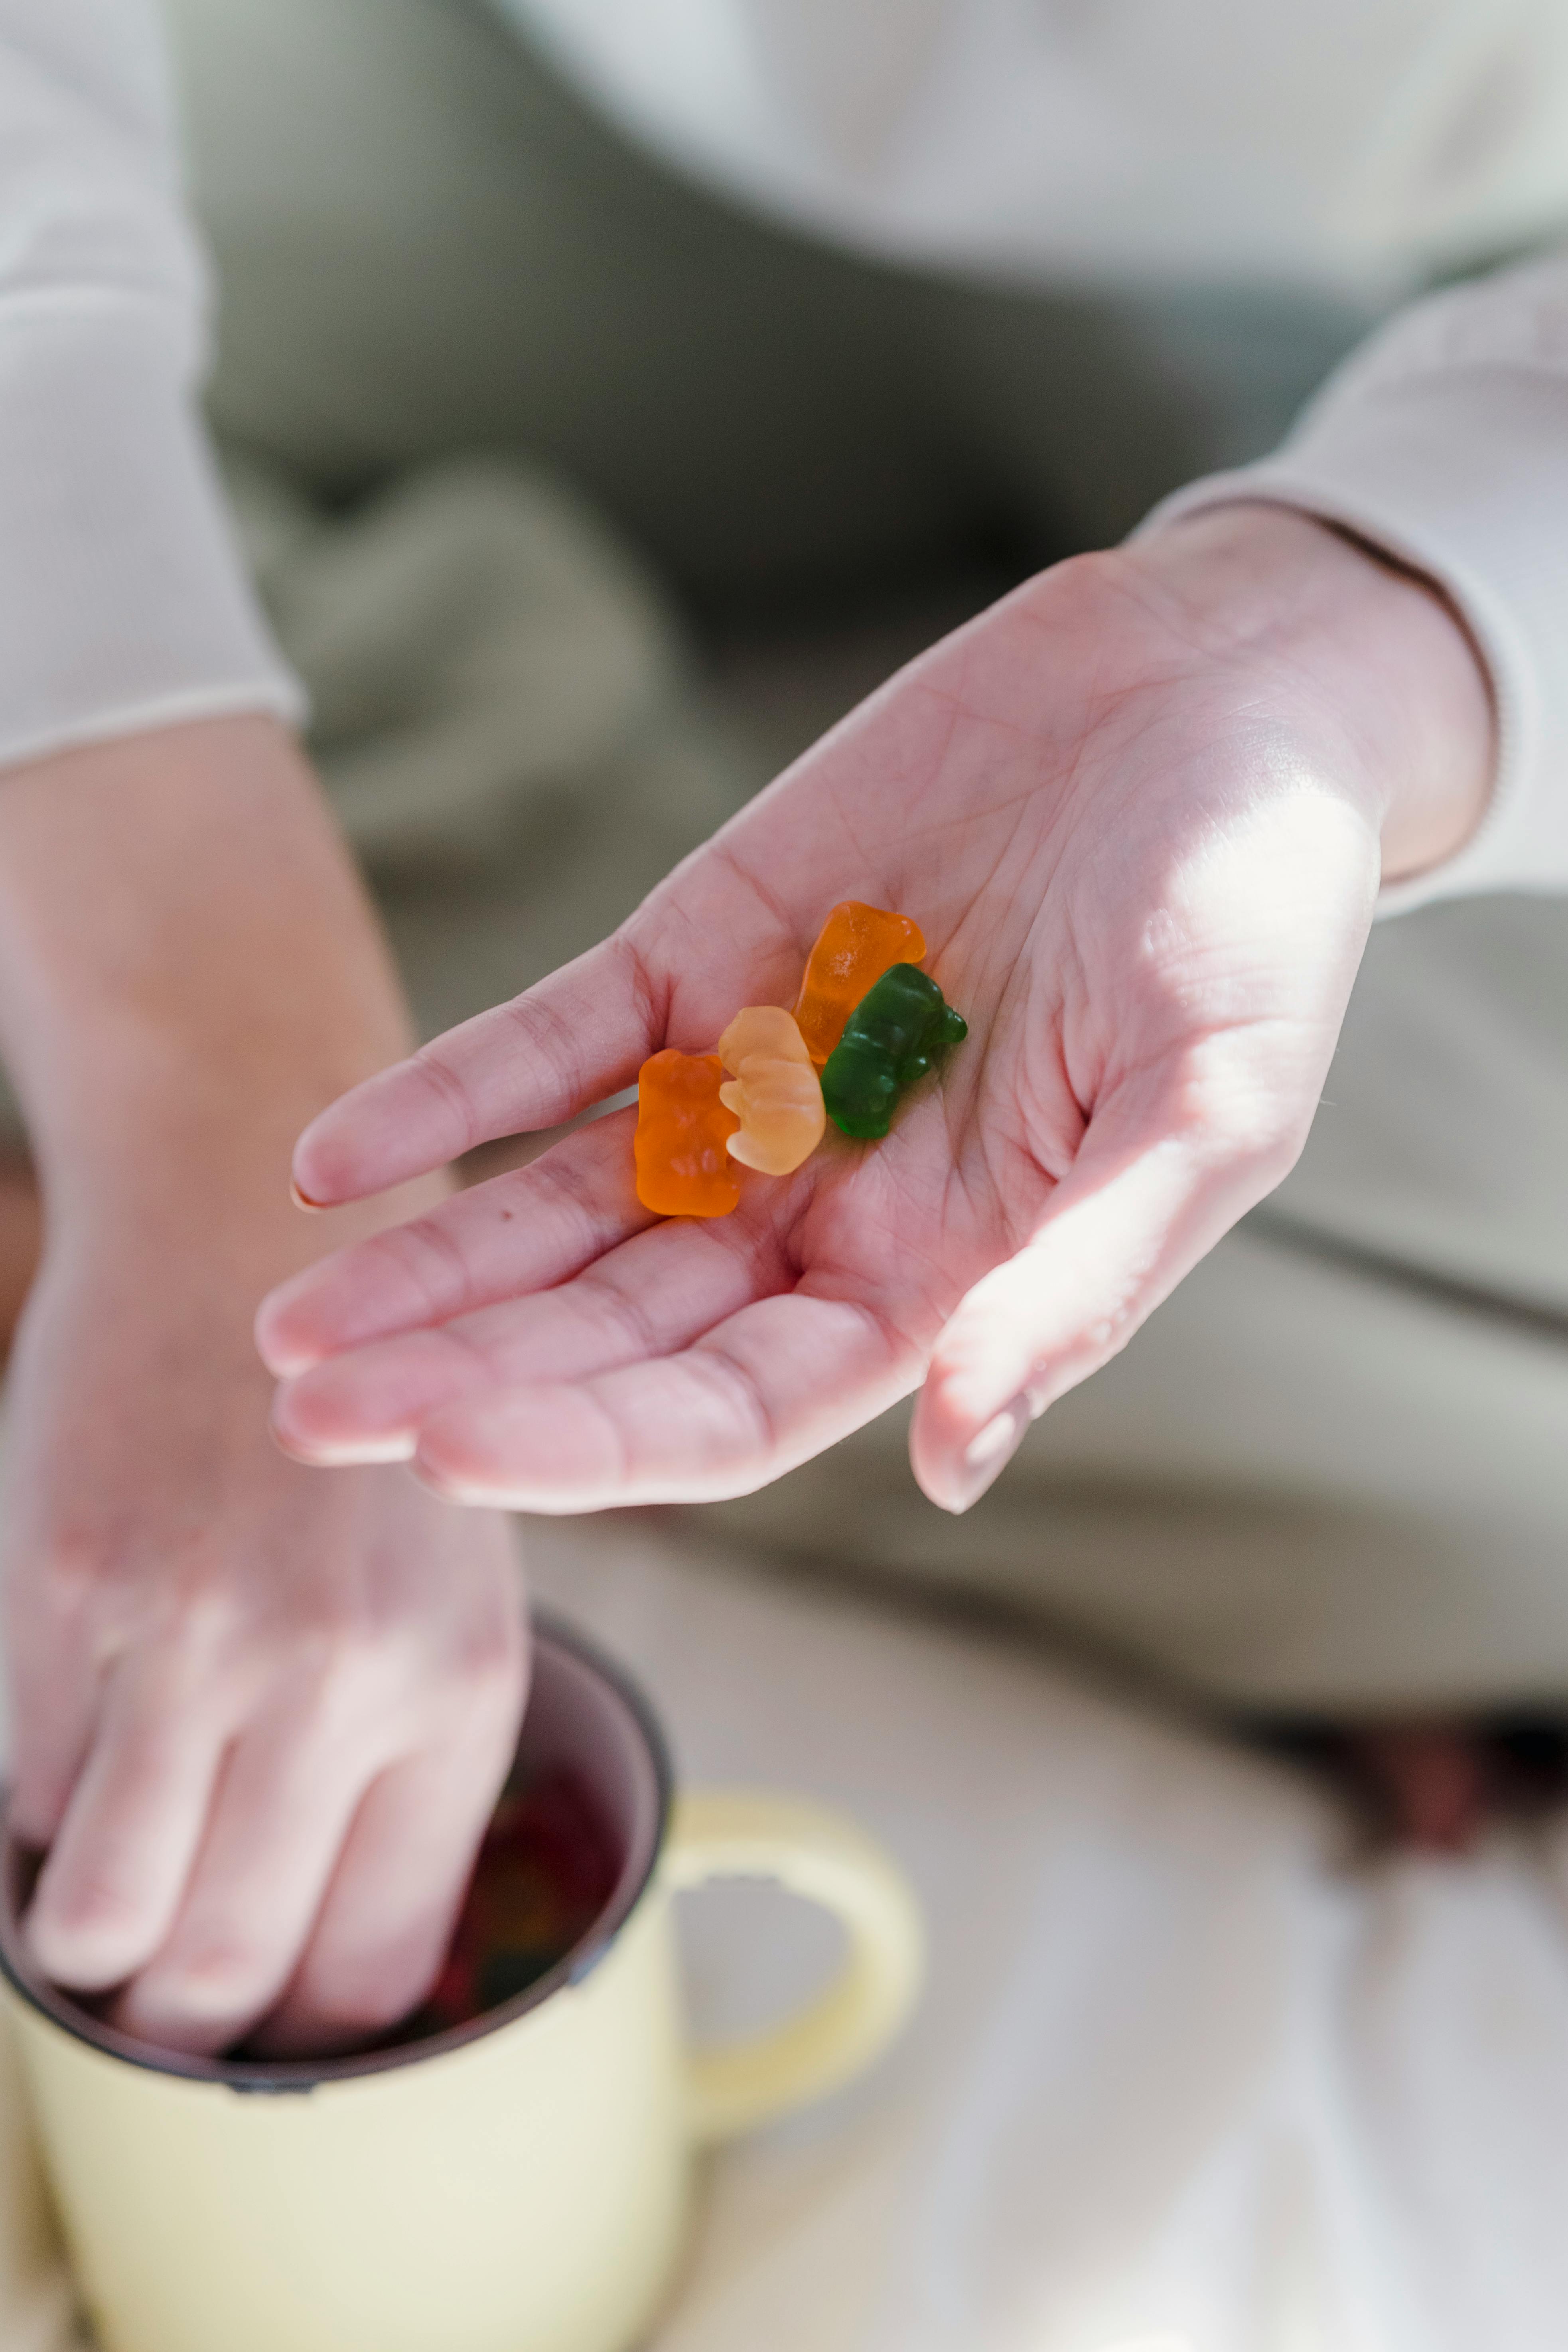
[{"left": 661, "top": 1788, "right": 925, "bottom": 2144}]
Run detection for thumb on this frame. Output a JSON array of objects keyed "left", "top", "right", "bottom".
[{"left": 910, "top": 1081, "right": 1304, "bottom": 1512}]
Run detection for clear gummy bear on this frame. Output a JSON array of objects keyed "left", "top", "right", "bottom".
[{"left": 716, "top": 1006, "right": 826, "bottom": 1175}]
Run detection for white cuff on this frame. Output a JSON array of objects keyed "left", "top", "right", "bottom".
[
  {"left": 1142, "top": 362, "right": 1568, "bottom": 914},
  {"left": 0, "top": 300, "right": 303, "bottom": 773}
]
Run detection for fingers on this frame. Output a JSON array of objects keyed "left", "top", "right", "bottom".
[
  {"left": 256, "top": 1112, "right": 647, "bottom": 1379},
  {"left": 108, "top": 1705, "right": 375, "bottom": 2054},
  {"left": 910, "top": 1050, "right": 1307, "bottom": 1512},
  {"left": 270, "top": 1206, "right": 794, "bottom": 1465},
  {"left": 3, "top": 1604, "right": 105, "bottom": 1851},
  {"left": 23, "top": 1663, "right": 226, "bottom": 1993},
  {"left": 291, "top": 935, "right": 663, "bottom": 1209},
  {"left": 254, "top": 1721, "right": 517, "bottom": 2059},
  {"left": 413, "top": 1289, "right": 918, "bottom": 1509}
]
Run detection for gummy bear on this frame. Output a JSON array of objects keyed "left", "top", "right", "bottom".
[
  {"left": 717, "top": 1006, "right": 825, "bottom": 1175},
  {"left": 821, "top": 964, "right": 967, "bottom": 1140},
  {"left": 793, "top": 902, "right": 926, "bottom": 1065},
  {"left": 634, "top": 1050, "right": 742, "bottom": 1216}
]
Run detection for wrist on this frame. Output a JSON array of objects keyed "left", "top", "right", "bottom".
[
  {"left": 1132, "top": 503, "right": 1495, "bottom": 883},
  {"left": 0, "top": 717, "right": 416, "bottom": 1224},
  {"left": 43, "top": 1066, "right": 449, "bottom": 1300}
]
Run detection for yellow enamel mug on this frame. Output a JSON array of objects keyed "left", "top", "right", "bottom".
[{"left": 0, "top": 1619, "right": 923, "bottom": 2352}]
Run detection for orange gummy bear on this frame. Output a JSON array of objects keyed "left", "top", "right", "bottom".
[
  {"left": 793, "top": 902, "right": 926, "bottom": 1064},
  {"left": 634, "top": 1050, "right": 742, "bottom": 1217}
]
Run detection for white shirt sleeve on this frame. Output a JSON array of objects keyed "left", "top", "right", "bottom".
[
  {"left": 1142, "top": 251, "right": 1568, "bottom": 912},
  {"left": 0, "top": 0, "right": 302, "bottom": 773}
]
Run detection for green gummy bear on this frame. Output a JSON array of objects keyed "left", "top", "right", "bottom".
[{"left": 821, "top": 963, "right": 968, "bottom": 1140}]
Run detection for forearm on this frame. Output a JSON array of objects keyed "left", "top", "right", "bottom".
[
  {"left": 0, "top": 714, "right": 434, "bottom": 1262},
  {"left": 0, "top": 734, "right": 524, "bottom": 2060}
]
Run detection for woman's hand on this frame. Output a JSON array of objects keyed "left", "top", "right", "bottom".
[
  {"left": 0, "top": 718, "right": 527, "bottom": 2057},
  {"left": 258, "top": 509, "right": 1493, "bottom": 1514},
  {"left": 6, "top": 1226, "right": 524, "bottom": 2060}
]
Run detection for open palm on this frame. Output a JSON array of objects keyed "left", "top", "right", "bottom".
[{"left": 258, "top": 511, "right": 1486, "bottom": 1512}]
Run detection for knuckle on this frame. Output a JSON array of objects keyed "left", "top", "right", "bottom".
[
  {"left": 1169, "top": 1073, "right": 1309, "bottom": 1192},
  {"left": 308, "top": 1959, "right": 425, "bottom": 2036},
  {"left": 28, "top": 1873, "right": 148, "bottom": 1978},
  {"left": 37, "top": 1529, "right": 112, "bottom": 1606},
  {"left": 442, "top": 1619, "right": 528, "bottom": 1723},
  {"left": 154, "top": 1937, "right": 271, "bottom": 2014},
  {"left": 279, "top": 1618, "right": 398, "bottom": 1722},
  {"left": 375, "top": 1214, "right": 473, "bottom": 1324},
  {"left": 18, "top": 1529, "right": 124, "bottom": 1641},
  {"left": 1212, "top": 1099, "right": 1311, "bottom": 1186},
  {"left": 615, "top": 928, "right": 666, "bottom": 1038},
  {"left": 160, "top": 1577, "right": 247, "bottom": 1669},
  {"left": 278, "top": 1603, "right": 516, "bottom": 1728},
  {"left": 575, "top": 1266, "right": 661, "bottom": 1363},
  {"left": 284, "top": 1611, "right": 362, "bottom": 1683},
  {"left": 7, "top": 1775, "right": 71, "bottom": 1850},
  {"left": 410, "top": 1043, "right": 480, "bottom": 1156},
  {"left": 696, "top": 1344, "right": 777, "bottom": 1458}
]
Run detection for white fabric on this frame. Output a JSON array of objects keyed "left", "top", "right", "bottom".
[
  {"left": 507, "top": 0, "right": 1568, "bottom": 916},
  {"left": 10, "top": 1520, "right": 1568, "bottom": 2350},
  {"left": 0, "top": 0, "right": 301, "bottom": 772},
  {"left": 532, "top": 1528, "right": 1568, "bottom": 2352},
  {"left": 507, "top": 0, "right": 1568, "bottom": 297},
  {"left": 4, "top": 0, "right": 1568, "bottom": 901}
]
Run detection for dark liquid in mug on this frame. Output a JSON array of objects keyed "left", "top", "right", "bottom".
[{"left": 380, "top": 1765, "right": 621, "bottom": 2047}]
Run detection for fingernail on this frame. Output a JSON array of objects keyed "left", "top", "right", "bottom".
[
  {"left": 290, "top": 1180, "right": 325, "bottom": 1213},
  {"left": 943, "top": 1394, "right": 1031, "bottom": 1513}
]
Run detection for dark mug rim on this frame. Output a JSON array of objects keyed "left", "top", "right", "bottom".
[{"left": 0, "top": 1613, "right": 673, "bottom": 2094}]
